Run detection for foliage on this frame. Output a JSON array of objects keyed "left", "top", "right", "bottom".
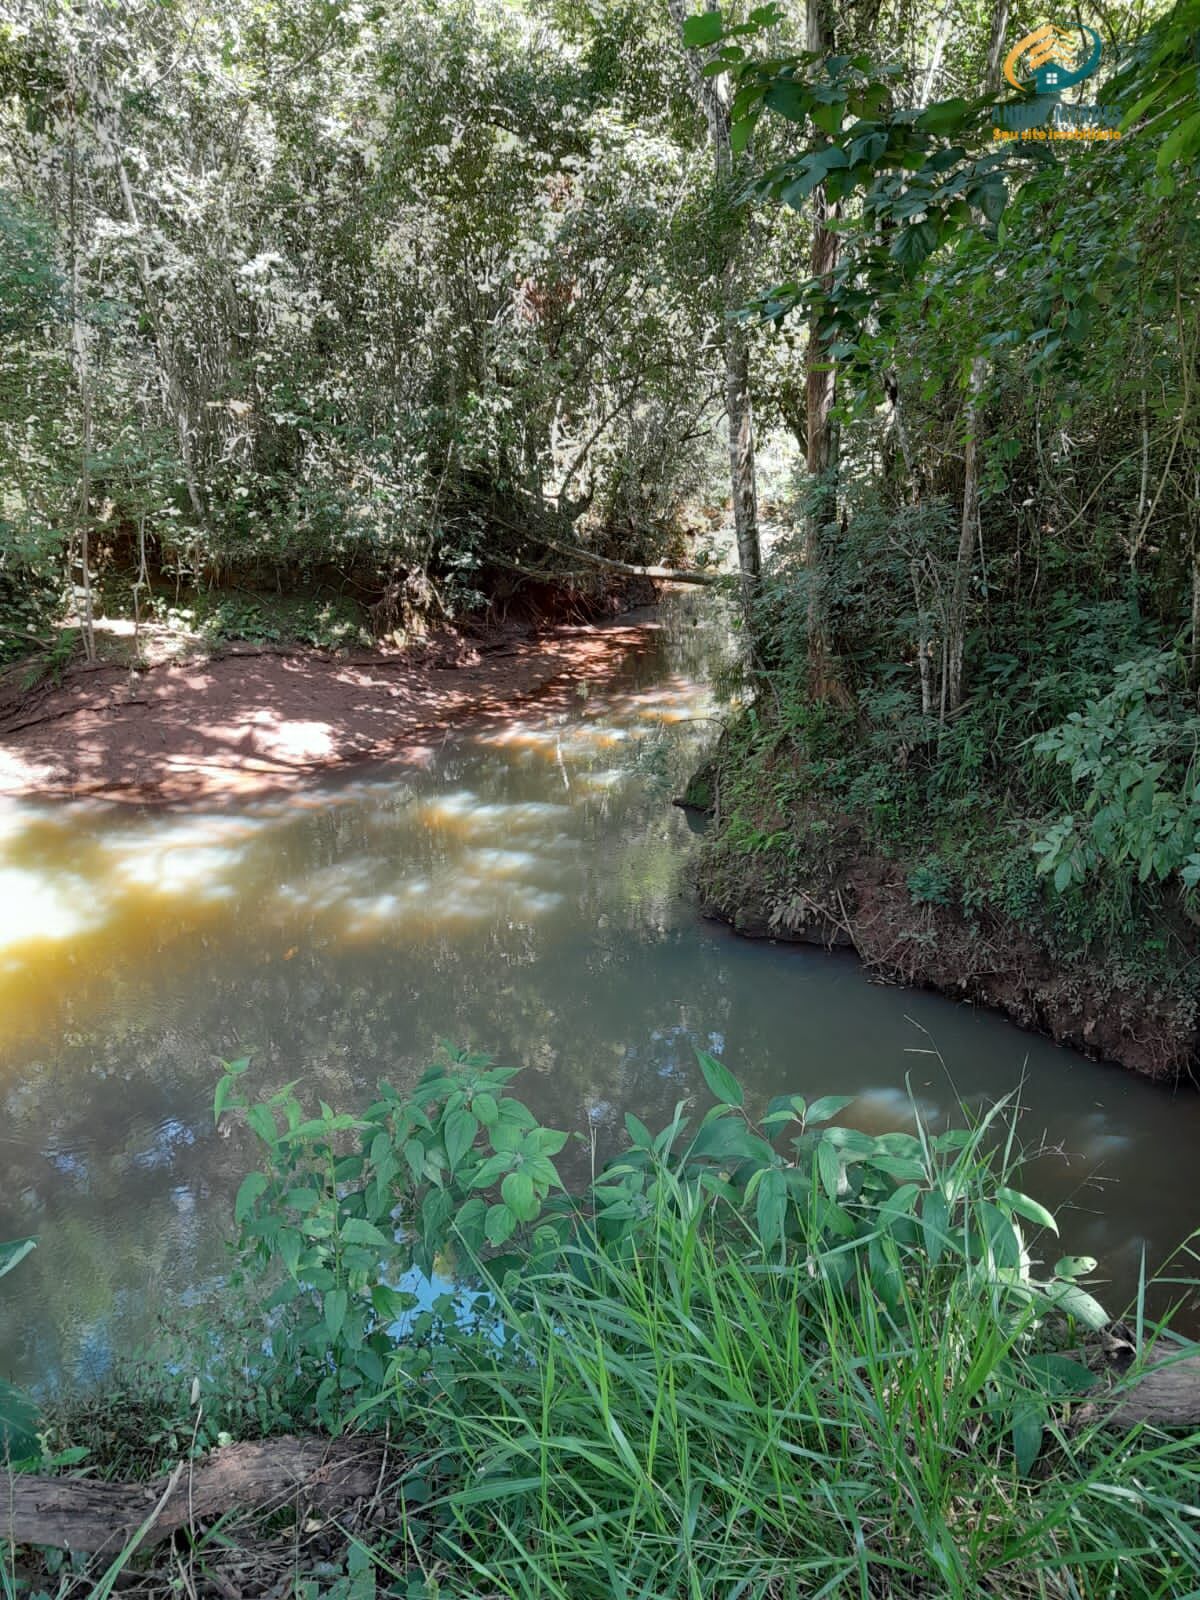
[
  {"left": 0, "top": 1237, "right": 39, "bottom": 1462},
  {"left": 696, "top": 0, "right": 1200, "bottom": 996},
  {"left": 39, "top": 1051, "right": 1166, "bottom": 1597},
  {"left": 1032, "top": 650, "right": 1200, "bottom": 896},
  {"left": 0, "top": 0, "right": 733, "bottom": 638}
]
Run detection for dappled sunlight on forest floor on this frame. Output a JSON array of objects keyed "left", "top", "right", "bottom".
[{"left": 0, "top": 615, "right": 663, "bottom": 804}]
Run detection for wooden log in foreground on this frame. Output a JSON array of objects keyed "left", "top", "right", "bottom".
[
  {"left": 1, "top": 1435, "right": 389, "bottom": 1555},
  {"left": 5, "top": 1349, "right": 1200, "bottom": 1558},
  {"left": 1098, "top": 1348, "right": 1200, "bottom": 1429}
]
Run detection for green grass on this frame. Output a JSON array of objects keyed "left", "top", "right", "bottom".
[
  {"left": 413, "top": 1171, "right": 1200, "bottom": 1598},
  {"left": 13, "top": 1060, "right": 1200, "bottom": 1598}
]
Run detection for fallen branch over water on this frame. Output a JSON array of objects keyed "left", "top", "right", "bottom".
[{"left": 1, "top": 1435, "right": 389, "bottom": 1554}]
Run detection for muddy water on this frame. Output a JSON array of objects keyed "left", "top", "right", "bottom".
[{"left": 0, "top": 600, "right": 1197, "bottom": 1385}]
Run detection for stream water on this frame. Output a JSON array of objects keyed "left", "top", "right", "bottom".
[{"left": 0, "top": 597, "right": 1197, "bottom": 1386}]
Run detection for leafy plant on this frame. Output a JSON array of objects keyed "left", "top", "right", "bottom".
[{"left": 0, "top": 1237, "right": 39, "bottom": 1462}]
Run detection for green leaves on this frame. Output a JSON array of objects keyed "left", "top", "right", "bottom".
[
  {"left": 324, "top": 1287, "right": 348, "bottom": 1339},
  {"left": 890, "top": 220, "right": 939, "bottom": 269},
  {"left": 235, "top": 1171, "right": 268, "bottom": 1225},
  {"left": 444, "top": 1107, "right": 479, "bottom": 1173},
  {"left": 754, "top": 1166, "right": 787, "bottom": 1251},
  {"left": 0, "top": 1378, "right": 39, "bottom": 1463},
  {"left": 501, "top": 1170, "right": 539, "bottom": 1223},
  {"left": 680, "top": 12, "right": 723, "bottom": 48},
  {"left": 694, "top": 1047, "right": 743, "bottom": 1107}
]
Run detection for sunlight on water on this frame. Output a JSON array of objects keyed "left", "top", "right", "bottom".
[
  {"left": 0, "top": 597, "right": 1198, "bottom": 1385},
  {"left": 0, "top": 867, "right": 102, "bottom": 950}
]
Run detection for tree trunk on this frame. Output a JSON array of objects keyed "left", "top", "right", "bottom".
[
  {"left": 920, "top": 0, "right": 958, "bottom": 104},
  {"left": 803, "top": 0, "right": 840, "bottom": 694},
  {"left": 944, "top": 354, "right": 986, "bottom": 716},
  {"left": 984, "top": 0, "right": 1011, "bottom": 94},
  {"left": 666, "top": 0, "right": 762, "bottom": 620},
  {"left": 943, "top": 0, "right": 1008, "bottom": 714},
  {"left": 66, "top": 71, "right": 96, "bottom": 665},
  {"left": 726, "top": 311, "right": 762, "bottom": 608}
]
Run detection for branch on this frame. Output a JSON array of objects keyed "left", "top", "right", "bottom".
[{"left": 491, "top": 514, "right": 727, "bottom": 586}]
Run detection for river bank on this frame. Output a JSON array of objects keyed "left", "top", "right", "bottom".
[
  {"left": 690, "top": 742, "right": 1200, "bottom": 1084},
  {"left": 0, "top": 601, "right": 660, "bottom": 805}
]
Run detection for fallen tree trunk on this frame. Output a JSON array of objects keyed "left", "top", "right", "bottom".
[
  {"left": 1097, "top": 1345, "right": 1200, "bottom": 1429},
  {"left": 1, "top": 1434, "right": 391, "bottom": 1555},
  {"left": 489, "top": 514, "right": 727, "bottom": 588}
]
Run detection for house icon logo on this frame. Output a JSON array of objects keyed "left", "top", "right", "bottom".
[{"left": 1002, "top": 23, "right": 1103, "bottom": 93}]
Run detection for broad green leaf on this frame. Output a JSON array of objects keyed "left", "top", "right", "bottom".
[
  {"left": 502, "top": 1169, "right": 538, "bottom": 1222},
  {"left": 805, "top": 1095, "right": 853, "bottom": 1124},
  {"left": 1012, "top": 1402, "right": 1044, "bottom": 1475},
  {"left": 1036, "top": 1280, "right": 1109, "bottom": 1331},
  {"left": 473, "top": 1092, "right": 499, "bottom": 1126},
  {"left": 763, "top": 80, "right": 811, "bottom": 123},
  {"left": 694, "top": 1047, "right": 744, "bottom": 1107},
  {"left": 681, "top": 11, "right": 723, "bottom": 47},
  {"left": 922, "top": 1188, "right": 950, "bottom": 1266},
  {"left": 625, "top": 1112, "right": 653, "bottom": 1149},
  {"left": 0, "top": 1379, "right": 39, "bottom": 1462},
  {"left": 485, "top": 1202, "right": 517, "bottom": 1246},
  {"left": 755, "top": 1167, "right": 787, "bottom": 1251},
  {"left": 278, "top": 1227, "right": 301, "bottom": 1277},
  {"left": 235, "top": 1171, "right": 268, "bottom": 1225},
  {"left": 324, "top": 1288, "right": 348, "bottom": 1339},
  {"left": 997, "top": 1186, "right": 1058, "bottom": 1235},
  {"left": 471, "top": 1152, "right": 516, "bottom": 1189},
  {"left": 340, "top": 1217, "right": 390, "bottom": 1248},
  {"left": 890, "top": 220, "right": 938, "bottom": 269},
  {"left": 1021, "top": 1353, "right": 1098, "bottom": 1396},
  {"left": 818, "top": 1138, "right": 842, "bottom": 1201},
  {"left": 1054, "top": 1255, "right": 1098, "bottom": 1279},
  {"left": 443, "top": 1108, "right": 479, "bottom": 1173},
  {"left": 915, "top": 97, "right": 970, "bottom": 135}
]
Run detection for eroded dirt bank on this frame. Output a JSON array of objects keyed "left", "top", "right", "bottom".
[
  {"left": 691, "top": 785, "right": 1199, "bottom": 1084},
  {"left": 0, "top": 613, "right": 661, "bottom": 805}
]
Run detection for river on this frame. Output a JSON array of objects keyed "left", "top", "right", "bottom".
[{"left": 0, "top": 596, "right": 1196, "bottom": 1385}]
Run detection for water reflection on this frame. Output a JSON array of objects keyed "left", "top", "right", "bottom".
[{"left": 0, "top": 598, "right": 1198, "bottom": 1384}]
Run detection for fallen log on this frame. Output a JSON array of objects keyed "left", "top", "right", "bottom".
[
  {"left": 1, "top": 1434, "right": 390, "bottom": 1555},
  {"left": 1100, "top": 1346, "right": 1200, "bottom": 1429}
]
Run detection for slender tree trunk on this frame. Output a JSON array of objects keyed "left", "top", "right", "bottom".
[
  {"left": 945, "top": 355, "right": 986, "bottom": 714},
  {"left": 920, "top": 0, "right": 958, "bottom": 104},
  {"left": 984, "top": 0, "right": 1011, "bottom": 94},
  {"left": 666, "top": 0, "right": 761, "bottom": 620},
  {"left": 115, "top": 157, "right": 206, "bottom": 530},
  {"left": 803, "top": 0, "right": 840, "bottom": 694},
  {"left": 942, "top": 0, "right": 1008, "bottom": 714},
  {"left": 66, "top": 69, "right": 95, "bottom": 664},
  {"left": 725, "top": 279, "right": 761, "bottom": 606}
]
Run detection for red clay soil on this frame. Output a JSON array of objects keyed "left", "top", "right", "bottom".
[{"left": 0, "top": 616, "right": 661, "bottom": 805}]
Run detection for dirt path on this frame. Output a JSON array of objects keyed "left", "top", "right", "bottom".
[{"left": 0, "top": 616, "right": 661, "bottom": 805}]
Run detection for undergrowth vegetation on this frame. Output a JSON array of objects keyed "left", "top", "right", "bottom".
[
  {"left": 7, "top": 1050, "right": 1200, "bottom": 1597},
  {"left": 689, "top": 3, "right": 1200, "bottom": 1044}
]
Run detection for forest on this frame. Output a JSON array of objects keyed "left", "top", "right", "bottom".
[{"left": 1, "top": 0, "right": 1200, "bottom": 1594}]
